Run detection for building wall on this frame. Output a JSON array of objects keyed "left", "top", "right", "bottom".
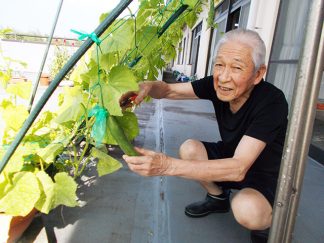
[
  {"left": 172, "top": 0, "right": 281, "bottom": 79},
  {"left": 173, "top": 26, "right": 193, "bottom": 76},
  {"left": 172, "top": 5, "right": 210, "bottom": 79},
  {"left": 195, "top": 18, "right": 212, "bottom": 79},
  {"left": 246, "top": 0, "right": 281, "bottom": 65}
]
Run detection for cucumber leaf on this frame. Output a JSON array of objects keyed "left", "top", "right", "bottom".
[
  {"left": 0, "top": 172, "right": 41, "bottom": 216},
  {"left": 35, "top": 171, "right": 78, "bottom": 213},
  {"left": 52, "top": 172, "right": 78, "bottom": 208},
  {"left": 91, "top": 147, "right": 122, "bottom": 177},
  {"left": 37, "top": 143, "right": 64, "bottom": 164},
  {"left": 55, "top": 86, "right": 87, "bottom": 124},
  {"left": 6, "top": 81, "right": 32, "bottom": 100},
  {"left": 97, "top": 66, "right": 138, "bottom": 116},
  {"left": 1, "top": 103, "right": 29, "bottom": 131},
  {"left": 101, "top": 19, "right": 134, "bottom": 53},
  {"left": 35, "top": 171, "right": 55, "bottom": 214}
]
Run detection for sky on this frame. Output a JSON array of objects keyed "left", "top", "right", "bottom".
[{"left": 0, "top": 0, "right": 138, "bottom": 38}]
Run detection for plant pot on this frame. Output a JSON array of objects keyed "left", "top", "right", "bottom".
[
  {"left": 40, "top": 73, "right": 51, "bottom": 86},
  {"left": 317, "top": 102, "right": 324, "bottom": 110},
  {"left": 0, "top": 208, "right": 37, "bottom": 243}
]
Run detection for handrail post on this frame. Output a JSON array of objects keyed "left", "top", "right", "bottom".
[
  {"left": 269, "top": 0, "right": 324, "bottom": 242},
  {"left": 0, "top": 0, "right": 133, "bottom": 173},
  {"left": 28, "top": 0, "right": 64, "bottom": 112}
]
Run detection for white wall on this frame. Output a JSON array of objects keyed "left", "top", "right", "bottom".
[
  {"left": 196, "top": 19, "right": 211, "bottom": 79},
  {"left": 173, "top": 26, "right": 193, "bottom": 75},
  {"left": 245, "top": 0, "right": 281, "bottom": 65},
  {"left": 172, "top": 5, "right": 210, "bottom": 78},
  {"left": 0, "top": 41, "right": 77, "bottom": 81},
  {"left": 172, "top": 0, "right": 282, "bottom": 78}
]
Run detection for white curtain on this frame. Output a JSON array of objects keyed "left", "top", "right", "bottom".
[
  {"left": 319, "top": 73, "right": 324, "bottom": 101},
  {"left": 207, "top": 19, "right": 226, "bottom": 75},
  {"left": 239, "top": 2, "right": 250, "bottom": 29},
  {"left": 269, "top": 0, "right": 309, "bottom": 105}
]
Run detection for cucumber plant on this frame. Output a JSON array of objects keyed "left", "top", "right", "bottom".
[{"left": 0, "top": 0, "right": 205, "bottom": 217}]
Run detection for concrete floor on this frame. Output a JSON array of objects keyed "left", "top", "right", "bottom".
[{"left": 20, "top": 99, "right": 324, "bottom": 243}]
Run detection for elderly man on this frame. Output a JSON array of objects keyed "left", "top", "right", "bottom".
[{"left": 122, "top": 29, "right": 288, "bottom": 243}]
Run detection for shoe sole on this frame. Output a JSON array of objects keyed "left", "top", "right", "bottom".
[{"left": 184, "top": 209, "right": 230, "bottom": 218}]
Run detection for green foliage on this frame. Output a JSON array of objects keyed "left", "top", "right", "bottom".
[
  {"left": 49, "top": 46, "right": 74, "bottom": 81},
  {"left": 0, "top": 29, "right": 28, "bottom": 88},
  {"left": 0, "top": 0, "right": 206, "bottom": 216},
  {"left": 91, "top": 147, "right": 122, "bottom": 177}
]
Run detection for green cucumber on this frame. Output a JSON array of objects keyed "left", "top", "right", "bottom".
[{"left": 107, "top": 115, "right": 138, "bottom": 156}]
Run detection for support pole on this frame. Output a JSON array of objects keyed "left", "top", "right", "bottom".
[
  {"left": 269, "top": 0, "right": 324, "bottom": 242},
  {"left": 0, "top": 0, "right": 133, "bottom": 173},
  {"left": 28, "top": 0, "right": 64, "bottom": 112}
]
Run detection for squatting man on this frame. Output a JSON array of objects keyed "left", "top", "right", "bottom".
[{"left": 120, "top": 29, "right": 288, "bottom": 243}]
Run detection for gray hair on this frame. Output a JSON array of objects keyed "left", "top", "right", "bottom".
[{"left": 214, "top": 28, "right": 266, "bottom": 70}]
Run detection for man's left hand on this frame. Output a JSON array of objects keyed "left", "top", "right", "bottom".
[{"left": 123, "top": 147, "right": 172, "bottom": 176}]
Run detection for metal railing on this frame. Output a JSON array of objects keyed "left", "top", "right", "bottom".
[{"left": 269, "top": 0, "right": 324, "bottom": 242}]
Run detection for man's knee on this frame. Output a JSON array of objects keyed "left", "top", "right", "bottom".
[
  {"left": 231, "top": 188, "right": 272, "bottom": 230},
  {"left": 179, "top": 139, "right": 207, "bottom": 160}
]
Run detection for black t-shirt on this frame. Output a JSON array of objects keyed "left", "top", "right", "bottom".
[{"left": 191, "top": 76, "right": 288, "bottom": 177}]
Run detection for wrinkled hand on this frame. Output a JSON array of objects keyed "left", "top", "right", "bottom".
[
  {"left": 119, "top": 81, "right": 153, "bottom": 110},
  {"left": 123, "top": 147, "right": 172, "bottom": 176}
]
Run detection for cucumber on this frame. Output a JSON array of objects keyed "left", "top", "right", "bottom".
[{"left": 107, "top": 115, "right": 138, "bottom": 156}]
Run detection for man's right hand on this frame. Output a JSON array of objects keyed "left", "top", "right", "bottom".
[{"left": 119, "top": 81, "right": 153, "bottom": 110}]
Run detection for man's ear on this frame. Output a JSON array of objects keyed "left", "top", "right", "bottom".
[{"left": 253, "top": 64, "right": 267, "bottom": 85}]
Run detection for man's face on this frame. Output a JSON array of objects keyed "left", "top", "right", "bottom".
[{"left": 213, "top": 41, "right": 262, "bottom": 107}]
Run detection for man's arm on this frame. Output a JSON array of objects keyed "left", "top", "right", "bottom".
[
  {"left": 131, "top": 81, "right": 198, "bottom": 105},
  {"left": 123, "top": 135, "right": 266, "bottom": 182}
]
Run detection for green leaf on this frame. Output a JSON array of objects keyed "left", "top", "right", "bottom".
[
  {"left": 91, "top": 147, "right": 122, "bottom": 176},
  {"left": 52, "top": 172, "right": 78, "bottom": 208},
  {"left": 101, "top": 19, "right": 134, "bottom": 53},
  {"left": 0, "top": 172, "right": 41, "bottom": 216},
  {"left": 6, "top": 81, "right": 32, "bottom": 100},
  {"left": 30, "top": 111, "right": 55, "bottom": 135},
  {"left": 55, "top": 86, "right": 87, "bottom": 124},
  {"left": 0, "top": 144, "right": 39, "bottom": 174},
  {"left": 100, "top": 53, "right": 118, "bottom": 71},
  {"left": 182, "top": 0, "right": 199, "bottom": 8},
  {"left": 37, "top": 143, "right": 64, "bottom": 164},
  {"left": 97, "top": 66, "right": 138, "bottom": 116},
  {"left": 35, "top": 171, "right": 55, "bottom": 214},
  {"left": 135, "top": 26, "right": 159, "bottom": 55},
  {"left": 1, "top": 103, "right": 29, "bottom": 131},
  {"left": 35, "top": 171, "right": 78, "bottom": 213}
]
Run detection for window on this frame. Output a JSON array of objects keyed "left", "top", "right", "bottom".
[
  {"left": 189, "top": 22, "right": 202, "bottom": 75},
  {"left": 266, "top": 0, "right": 309, "bottom": 105},
  {"left": 182, "top": 37, "right": 186, "bottom": 64},
  {"left": 267, "top": 0, "right": 324, "bottom": 164},
  {"left": 206, "top": 0, "right": 251, "bottom": 75},
  {"left": 177, "top": 41, "right": 182, "bottom": 64}
]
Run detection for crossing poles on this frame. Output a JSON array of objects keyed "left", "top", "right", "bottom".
[{"left": 269, "top": 0, "right": 324, "bottom": 242}]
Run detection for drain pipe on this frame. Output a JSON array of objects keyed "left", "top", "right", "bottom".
[
  {"left": 28, "top": 0, "right": 64, "bottom": 112},
  {"left": 0, "top": 0, "right": 133, "bottom": 173},
  {"left": 269, "top": 0, "right": 324, "bottom": 242}
]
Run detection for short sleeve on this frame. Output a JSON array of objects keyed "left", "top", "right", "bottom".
[
  {"left": 246, "top": 92, "right": 288, "bottom": 144},
  {"left": 191, "top": 76, "right": 215, "bottom": 100}
]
